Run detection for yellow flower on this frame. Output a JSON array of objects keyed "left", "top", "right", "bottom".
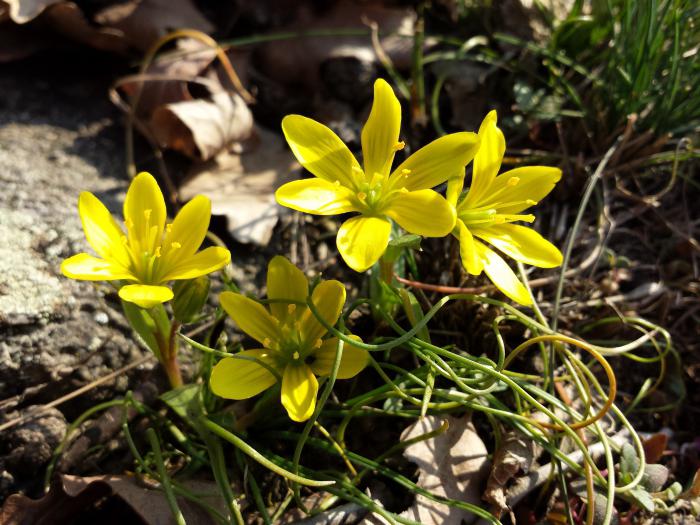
[
  {"left": 448, "top": 111, "right": 563, "bottom": 305},
  {"left": 210, "top": 256, "right": 368, "bottom": 422},
  {"left": 61, "top": 172, "right": 231, "bottom": 309},
  {"left": 276, "top": 79, "right": 480, "bottom": 272}
]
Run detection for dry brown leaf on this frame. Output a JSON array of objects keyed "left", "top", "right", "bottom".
[
  {"left": 94, "top": 0, "right": 214, "bottom": 52},
  {"left": 642, "top": 433, "right": 668, "bottom": 464},
  {"left": 4, "top": 0, "right": 61, "bottom": 24},
  {"left": 43, "top": 2, "right": 128, "bottom": 54},
  {"left": 362, "top": 415, "right": 489, "bottom": 525},
  {"left": 151, "top": 89, "right": 253, "bottom": 161},
  {"left": 0, "top": 474, "right": 226, "bottom": 525},
  {"left": 254, "top": 0, "right": 415, "bottom": 91},
  {"left": 483, "top": 430, "right": 538, "bottom": 516},
  {"left": 179, "top": 126, "right": 298, "bottom": 245}
]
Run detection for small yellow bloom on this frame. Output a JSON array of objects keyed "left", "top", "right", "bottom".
[
  {"left": 276, "top": 79, "right": 480, "bottom": 272},
  {"left": 448, "top": 111, "right": 563, "bottom": 305},
  {"left": 209, "top": 256, "right": 369, "bottom": 422},
  {"left": 61, "top": 172, "right": 231, "bottom": 309}
]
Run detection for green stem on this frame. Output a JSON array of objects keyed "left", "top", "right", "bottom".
[
  {"left": 200, "top": 418, "right": 335, "bottom": 487},
  {"left": 146, "top": 428, "right": 186, "bottom": 525}
]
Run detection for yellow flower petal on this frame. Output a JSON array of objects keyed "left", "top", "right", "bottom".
[
  {"left": 220, "top": 291, "right": 281, "bottom": 346},
  {"left": 474, "top": 240, "right": 532, "bottom": 305},
  {"left": 267, "top": 255, "right": 308, "bottom": 320},
  {"left": 389, "top": 132, "right": 479, "bottom": 191},
  {"left": 455, "top": 220, "right": 483, "bottom": 275},
  {"left": 336, "top": 215, "right": 392, "bottom": 272},
  {"left": 281, "top": 364, "right": 318, "bottom": 422},
  {"left": 119, "top": 284, "right": 174, "bottom": 308},
  {"left": 281, "top": 115, "right": 362, "bottom": 189},
  {"left": 462, "top": 111, "right": 505, "bottom": 209},
  {"left": 300, "top": 280, "right": 346, "bottom": 348},
  {"left": 361, "top": 78, "right": 402, "bottom": 179},
  {"left": 310, "top": 336, "right": 368, "bottom": 379},
  {"left": 384, "top": 189, "right": 456, "bottom": 237},
  {"left": 275, "top": 178, "right": 359, "bottom": 215},
  {"left": 61, "top": 253, "right": 134, "bottom": 281},
  {"left": 163, "top": 195, "right": 211, "bottom": 260},
  {"left": 160, "top": 246, "right": 230, "bottom": 281},
  {"left": 210, "top": 350, "right": 278, "bottom": 400},
  {"left": 78, "top": 192, "right": 130, "bottom": 267},
  {"left": 472, "top": 224, "right": 562, "bottom": 268},
  {"left": 123, "top": 172, "right": 167, "bottom": 253},
  {"left": 479, "top": 166, "right": 562, "bottom": 214}
]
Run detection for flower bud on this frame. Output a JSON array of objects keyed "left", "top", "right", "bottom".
[{"left": 172, "top": 277, "right": 210, "bottom": 324}]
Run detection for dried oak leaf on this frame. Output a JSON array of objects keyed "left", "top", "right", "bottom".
[
  {"left": 254, "top": 0, "right": 415, "bottom": 91},
  {"left": 43, "top": 2, "right": 128, "bottom": 54},
  {"left": 483, "top": 430, "right": 538, "bottom": 516},
  {"left": 94, "top": 0, "right": 214, "bottom": 52},
  {"left": 4, "top": 0, "right": 61, "bottom": 24},
  {"left": 179, "top": 126, "right": 298, "bottom": 245},
  {"left": 0, "top": 474, "right": 225, "bottom": 525},
  {"left": 151, "top": 89, "right": 254, "bottom": 161},
  {"left": 362, "top": 415, "right": 490, "bottom": 525}
]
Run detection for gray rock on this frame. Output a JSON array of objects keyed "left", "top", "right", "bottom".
[{"left": 0, "top": 61, "right": 150, "bottom": 498}]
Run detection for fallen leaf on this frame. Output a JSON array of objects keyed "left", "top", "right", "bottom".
[
  {"left": 381, "top": 415, "right": 490, "bottom": 525},
  {"left": 94, "top": 0, "right": 214, "bottom": 52},
  {"left": 254, "top": 0, "right": 415, "bottom": 91},
  {"left": 483, "top": 429, "right": 538, "bottom": 516},
  {"left": 151, "top": 89, "right": 254, "bottom": 161},
  {"left": 179, "top": 126, "right": 298, "bottom": 245},
  {"left": 642, "top": 433, "right": 668, "bottom": 464},
  {"left": 4, "top": 0, "right": 60, "bottom": 24},
  {"left": 43, "top": 2, "right": 128, "bottom": 54},
  {"left": 0, "top": 474, "right": 227, "bottom": 525}
]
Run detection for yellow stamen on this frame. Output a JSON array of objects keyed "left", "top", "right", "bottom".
[
  {"left": 263, "top": 338, "right": 271, "bottom": 347},
  {"left": 401, "top": 169, "right": 411, "bottom": 178},
  {"left": 143, "top": 209, "right": 152, "bottom": 220},
  {"left": 393, "top": 141, "right": 405, "bottom": 151},
  {"left": 357, "top": 192, "right": 367, "bottom": 201},
  {"left": 166, "top": 223, "right": 173, "bottom": 233},
  {"left": 314, "top": 338, "right": 323, "bottom": 349},
  {"left": 170, "top": 242, "right": 181, "bottom": 249},
  {"left": 287, "top": 304, "right": 297, "bottom": 314},
  {"left": 292, "top": 351, "right": 300, "bottom": 360},
  {"left": 507, "top": 177, "right": 520, "bottom": 187},
  {"left": 154, "top": 246, "right": 161, "bottom": 257},
  {"left": 334, "top": 180, "right": 341, "bottom": 186}
]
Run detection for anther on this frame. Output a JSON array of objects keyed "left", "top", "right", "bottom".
[
  {"left": 314, "top": 338, "right": 323, "bottom": 349},
  {"left": 401, "top": 169, "right": 411, "bottom": 178},
  {"left": 154, "top": 246, "right": 161, "bottom": 257},
  {"left": 166, "top": 223, "right": 173, "bottom": 233},
  {"left": 287, "top": 304, "right": 297, "bottom": 314},
  {"left": 393, "top": 141, "right": 405, "bottom": 151},
  {"left": 125, "top": 218, "right": 134, "bottom": 228},
  {"left": 333, "top": 180, "right": 341, "bottom": 186},
  {"left": 170, "top": 242, "right": 181, "bottom": 249},
  {"left": 357, "top": 192, "right": 367, "bottom": 201},
  {"left": 507, "top": 177, "right": 520, "bottom": 187},
  {"left": 526, "top": 199, "right": 537, "bottom": 206},
  {"left": 143, "top": 209, "right": 152, "bottom": 220},
  {"left": 263, "top": 338, "right": 272, "bottom": 347},
  {"left": 292, "top": 351, "right": 300, "bottom": 360}
]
